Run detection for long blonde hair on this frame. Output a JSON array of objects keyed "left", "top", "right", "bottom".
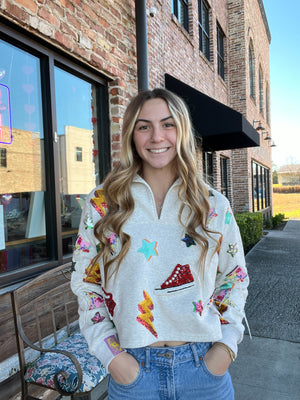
[{"left": 94, "top": 88, "right": 215, "bottom": 286}]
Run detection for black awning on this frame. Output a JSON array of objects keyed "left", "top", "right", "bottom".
[{"left": 165, "top": 74, "right": 260, "bottom": 151}]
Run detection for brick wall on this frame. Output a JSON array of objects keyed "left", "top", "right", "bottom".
[
  {"left": 0, "top": 0, "right": 272, "bottom": 210},
  {"left": 0, "top": 0, "right": 138, "bottom": 169}
]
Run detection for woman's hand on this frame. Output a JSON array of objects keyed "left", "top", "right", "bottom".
[
  {"left": 204, "top": 344, "right": 232, "bottom": 376},
  {"left": 108, "top": 351, "right": 140, "bottom": 385}
]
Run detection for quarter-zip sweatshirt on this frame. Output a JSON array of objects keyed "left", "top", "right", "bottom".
[{"left": 71, "top": 175, "right": 249, "bottom": 370}]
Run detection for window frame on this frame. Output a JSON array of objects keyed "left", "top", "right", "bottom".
[
  {"left": 217, "top": 23, "right": 225, "bottom": 80},
  {"left": 249, "top": 41, "right": 255, "bottom": 99},
  {"left": 198, "top": 0, "right": 210, "bottom": 60},
  {"left": 203, "top": 151, "right": 214, "bottom": 186},
  {"left": 259, "top": 65, "right": 264, "bottom": 115},
  {"left": 266, "top": 82, "right": 270, "bottom": 125},
  {"left": 220, "top": 156, "right": 229, "bottom": 198},
  {"left": 252, "top": 160, "right": 270, "bottom": 212},
  {"left": 172, "top": 0, "right": 189, "bottom": 32},
  {"left": 75, "top": 146, "right": 83, "bottom": 162},
  {"left": 0, "top": 148, "right": 7, "bottom": 168},
  {"left": 0, "top": 22, "right": 110, "bottom": 288}
]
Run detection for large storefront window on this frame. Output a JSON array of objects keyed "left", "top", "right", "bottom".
[
  {"left": 54, "top": 67, "right": 100, "bottom": 255},
  {"left": 252, "top": 161, "right": 270, "bottom": 211},
  {"left": 0, "top": 28, "right": 109, "bottom": 287},
  {"left": 0, "top": 39, "right": 48, "bottom": 273}
]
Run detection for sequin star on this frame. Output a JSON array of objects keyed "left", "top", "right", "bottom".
[
  {"left": 137, "top": 239, "right": 158, "bottom": 261},
  {"left": 84, "top": 215, "right": 94, "bottom": 229},
  {"left": 182, "top": 234, "right": 196, "bottom": 247},
  {"left": 227, "top": 243, "right": 238, "bottom": 257},
  {"left": 193, "top": 300, "right": 203, "bottom": 316}
]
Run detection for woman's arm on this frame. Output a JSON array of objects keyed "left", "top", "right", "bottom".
[{"left": 71, "top": 189, "right": 126, "bottom": 370}]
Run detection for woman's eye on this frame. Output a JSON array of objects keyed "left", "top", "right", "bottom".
[
  {"left": 163, "top": 122, "right": 174, "bottom": 128},
  {"left": 138, "top": 124, "right": 149, "bottom": 131}
]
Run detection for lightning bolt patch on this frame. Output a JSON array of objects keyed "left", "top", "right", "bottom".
[
  {"left": 136, "top": 290, "right": 158, "bottom": 338},
  {"left": 90, "top": 189, "right": 107, "bottom": 217}
]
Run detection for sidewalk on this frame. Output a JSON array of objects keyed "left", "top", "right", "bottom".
[{"left": 229, "top": 219, "right": 300, "bottom": 400}]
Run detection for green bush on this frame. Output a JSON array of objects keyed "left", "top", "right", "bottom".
[
  {"left": 272, "top": 213, "right": 285, "bottom": 227},
  {"left": 263, "top": 217, "right": 273, "bottom": 229},
  {"left": 235, "top": 212, "right": 263, "bottom": 252}
]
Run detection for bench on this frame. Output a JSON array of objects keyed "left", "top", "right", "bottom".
[{"left": 11, "top": 262, "right": 109, "bottom": 400}]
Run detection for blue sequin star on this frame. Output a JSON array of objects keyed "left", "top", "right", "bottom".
[
  {"left": 182, "top": 234, "right": 196, "bottom": 247},
  {"left": 137, "top": 239, "right": 158, "bottom": 261}
]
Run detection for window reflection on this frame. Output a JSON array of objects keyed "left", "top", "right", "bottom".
[
  {"left": 0, "top": 40, "right": 48, "bottom": 273},
  {"left": 54, "top": 67, "right": 100, "bottom": 255}
]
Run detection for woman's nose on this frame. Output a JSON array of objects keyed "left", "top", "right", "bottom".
[{"left": 151, "top": 125, "right": 163, "bottom": 141}]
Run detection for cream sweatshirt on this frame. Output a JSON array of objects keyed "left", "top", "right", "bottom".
[{"left": 71, "top": 175, "right": 249, "bottom": 369}]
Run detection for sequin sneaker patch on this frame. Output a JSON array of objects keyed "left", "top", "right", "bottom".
[{"left": 155, "top": 264, "right": 195, "bottom": 293}]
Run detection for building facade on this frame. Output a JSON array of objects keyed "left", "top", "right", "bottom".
[
  {"left": 0, "top": 0, "right": 272, "bottom": 392},
  {"left": 278, "top": 164, "right": 300, "bottom": 186}
]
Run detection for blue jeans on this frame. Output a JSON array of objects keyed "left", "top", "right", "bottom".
[{"left": 108, "top": 342, "right": 234, "bottom": 399}]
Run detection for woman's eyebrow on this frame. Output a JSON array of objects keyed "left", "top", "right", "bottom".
[{"left": 135, "top": 115, "right": 173, "bottom": 124}]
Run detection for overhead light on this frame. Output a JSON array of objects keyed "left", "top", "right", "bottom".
[
  {"left": 253, "top": 120, "right": 265, "bottom": 131},
  {"left": 262, "top": 131, "right": 271, "bottom": 140}
]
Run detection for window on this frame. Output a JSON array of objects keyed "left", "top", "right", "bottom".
[
  {"left": 203, "top": 151, "right": 214, "bottom": 186},
  {"left": 76, "top": 147, "right": 83, "bottom": 162},
  {"left": 259, "top": 66, "right": 264, "bottom": 115},
  {"left": 0, "top": 148, "right": 7, "bottom": 167},
  {"left": 217, "top": 24, "right": 225, "bottom": 79},
  {"left": 220, "top": 156, "right": 229, "bottom": 198},
  {"left": 249, "top": 40, "right": 255, "bottom": 99},
  {"left": 266, "top": 82, "right": 270, "bottom": 125},
  {"left": 0, "top": 27, "right": 110, "bottom": 287},
  {"left": 171, "top": 0, "right": 189, "bottom": 32},
  {"left": 252, "top": 161, "right": 270, "bottom": 211},
  {"left": 198, "top": 0, "right": 210, "bottom": 60}
]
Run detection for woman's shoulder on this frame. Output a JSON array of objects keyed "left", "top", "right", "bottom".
[
  {"left": 207, "top": 186, "right": 230, "bottom": 210},
  {"left": 86, "top": 183, "right": 105, "bottom": 200}
]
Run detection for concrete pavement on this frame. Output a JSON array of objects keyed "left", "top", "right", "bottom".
[{"left": 230, "top": 219, "right": 300, "bottom": 400}]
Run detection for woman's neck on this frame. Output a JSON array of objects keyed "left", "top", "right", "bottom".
[{"left": 141, "top": 167, "right": 178, "bottom": 216}]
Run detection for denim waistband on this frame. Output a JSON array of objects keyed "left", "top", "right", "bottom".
[{"left": 126, "top": 342, "right": 211, "bottom": 370}]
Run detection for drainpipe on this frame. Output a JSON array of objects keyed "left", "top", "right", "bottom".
[{"left": 135, "top": 0, "right": 149, "bottom": 91}]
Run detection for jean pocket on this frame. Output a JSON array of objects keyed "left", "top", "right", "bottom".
[
  {"left": 109, "top": 363, "right": 143, "bottom": 389},
  {"left": 201, "top": 358, "right": 227, "bottom": 380}
]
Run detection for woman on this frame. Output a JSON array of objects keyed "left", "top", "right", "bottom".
[{"left": 71, "top": 88, "right": 249, "bottom": 399}]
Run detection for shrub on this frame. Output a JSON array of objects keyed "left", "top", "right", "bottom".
[
  {"left": 272, "top": 213, "right": 285, "bottom": 227},
  {"left": 273, "top": 185, "right": 300, "bottom": 193},
  {"left": 263, "top": 217, "right": 273, "bottom": 229},
  {"left": 235, "top": 212, "right": 263, "bottom": 253}
]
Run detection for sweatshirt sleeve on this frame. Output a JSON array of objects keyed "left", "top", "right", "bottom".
[
  {"left": 214, "top": 199, "right": 249, "bottom": 357},
  {"left": 71, "top": 188, "right": 125, "bottom": 370}
]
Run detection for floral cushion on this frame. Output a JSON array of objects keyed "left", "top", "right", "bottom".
[{"left": 24, "top": 331, "right": 108, "bottom": 393}]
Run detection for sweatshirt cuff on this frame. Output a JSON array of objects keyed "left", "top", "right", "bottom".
[
  {"left": 86, "top": 330, "right": 126, "bottom": 370},
  {"left": 217, "top": 325, "right": 242, "bottom": 357}
]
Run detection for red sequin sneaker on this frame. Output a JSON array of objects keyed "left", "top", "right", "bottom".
[{"left": 156, "top": 264, "right": 195, "bottom": 293}]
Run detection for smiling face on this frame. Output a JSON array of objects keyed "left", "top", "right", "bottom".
[{"left": 133, "top": 98, "right": 178, "bottom": 177}]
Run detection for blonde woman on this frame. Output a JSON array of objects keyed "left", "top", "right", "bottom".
[{"left": 71, "top": 88, "right": 248, "bottom": 399}]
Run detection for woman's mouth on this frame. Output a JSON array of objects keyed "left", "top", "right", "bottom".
[{"left": 148, "top": 147, "right": 169, "bottom": 154}]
